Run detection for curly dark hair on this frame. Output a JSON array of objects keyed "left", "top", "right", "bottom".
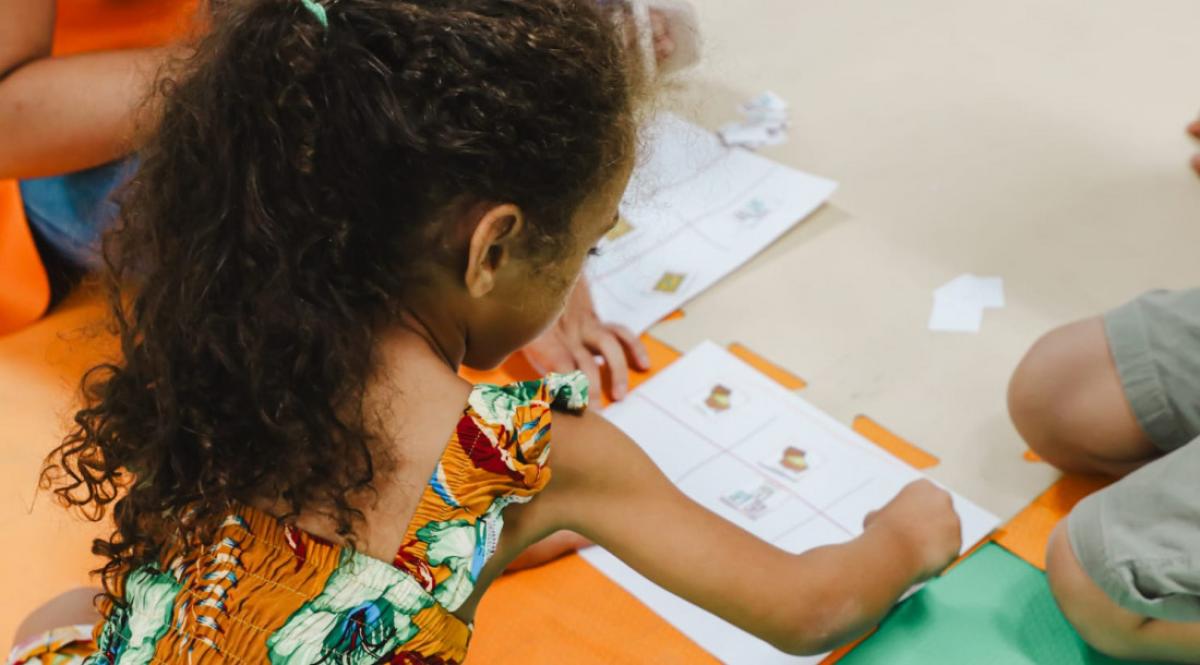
[{"left": 41, "top": 0, "right": 641, "bottom": 603}]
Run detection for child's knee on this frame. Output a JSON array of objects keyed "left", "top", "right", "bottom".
[
  {"left": 1008, "top": 317, "right": 1148, "bottom": 474},
  {"left": 1008, "top": 321, "right": 1095, "bottom": 458}
]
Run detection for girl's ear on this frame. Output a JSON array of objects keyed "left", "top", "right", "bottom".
[{"left": 464, "top": 203, "right": 526, "bottom": 298}]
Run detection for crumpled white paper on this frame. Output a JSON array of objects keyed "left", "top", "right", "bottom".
[{"left": 719, "top": 90, "right": 789, "bottom": 150}]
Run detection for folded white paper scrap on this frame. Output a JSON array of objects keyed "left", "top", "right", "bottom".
[{"left": 928, "top": 273, "right": 1005, "bottom": 333}]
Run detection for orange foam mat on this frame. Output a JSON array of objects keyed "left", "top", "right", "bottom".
[
  {"left": 992, "top": 472, "right": 1114, "bottom": 570},
  {"left": 469, "top": 555, "right": 719, "bottom": 664},
  {"left": 0, "top": 180, "right": 51, "bottom": 335},
  {"left": 53, "top": 0, "right": 201, "bottom": 56},
  {"left": 852, "top": 415, "right": 940, "bottom": 470},
  {"left": 729, "top": 342, "right": 807, "bottom": 390}
]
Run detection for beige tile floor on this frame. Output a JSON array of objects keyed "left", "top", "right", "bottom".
[
  {"left": 4, "top": 0, "right": 1200, "bottom": 656},
  {"left": 652, "top": 0, "right": 1200, "bottom": 518}
]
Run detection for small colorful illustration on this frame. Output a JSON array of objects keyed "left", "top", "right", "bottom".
[
  {"left": 654, "top": 271, "right": 686, "bottom": 294},
  {"left": 734, "top": 198, "right": 770, "bottom": 222},
  {"left": 761, "top": 445, "right": 820, "bottom": 483},
  {"left": 780, "top": 446, "right": 809, "bottom": 473},
  {"left": 704, "top": 384, "right": 733, "bottom": 412},
  {"left": 720, "top": 483, "right": 780, "bottom": 521},
  {"left": 605, "top": 215, "right": 635, "bottom": 242}
]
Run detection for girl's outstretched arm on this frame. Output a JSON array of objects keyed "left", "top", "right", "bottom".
[
  {"left": 0, "top": 0, "right": 173, "bottom": 179},
  {"left": 524, "top": 409, "right": 963, "bottom": 655}
]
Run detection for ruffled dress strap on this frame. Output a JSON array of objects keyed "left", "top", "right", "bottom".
[{"left": 393, "top": 372, "right": 589, "bottom": 615}]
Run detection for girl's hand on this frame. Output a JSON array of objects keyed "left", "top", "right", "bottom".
[
  {"left": 863, "top": 479, "right": 962, "bottom": 581},
  {"left": 618, "top": 6, "right": 678, "bottom": 69},
  {"left": 648, "top": 9, "right": 676, "bottom": 65},
  {"left": 522, "top": 277, "right": 650, "bottom": 401}
]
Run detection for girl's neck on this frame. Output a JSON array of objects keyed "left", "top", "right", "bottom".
[{"left": 390, "top": 295, "right": 468, "bottom": 371}]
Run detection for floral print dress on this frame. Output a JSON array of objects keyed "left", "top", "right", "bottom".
[{"left": 8, "top": 373, "right": 588, "bottom": 665}]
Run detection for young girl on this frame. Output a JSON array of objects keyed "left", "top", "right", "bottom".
[{"left": 13, "top": 0, "right": 961, "bottom": 662}]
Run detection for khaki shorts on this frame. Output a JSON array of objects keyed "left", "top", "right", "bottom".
[{"left": 1067, "top": 290, "right": 1200, "bottom": 622}]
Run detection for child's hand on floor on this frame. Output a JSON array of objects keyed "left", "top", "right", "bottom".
[
  {"left": 864, "top": 479, "right": 963, "bottom": 581},
  {"left": 522, "top": 277, "right": 650, "bottom": 400}
]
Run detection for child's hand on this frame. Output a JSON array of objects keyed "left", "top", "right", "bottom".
[
  {"left": 619, "top": 6, "right": 681, "bottom": 70},
  {"left": 864, "top": 480, "right": 962, "bottom": 581},
  {"left": 522, "top": 277, "right": 650, "bottom": 400},
  {"left": 648, "top": 9, "right": 676, "bottom": 65}
]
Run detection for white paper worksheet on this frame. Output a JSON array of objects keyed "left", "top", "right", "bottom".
[
  {"left": 587, "top": 114, "right": 838, "bottom": 334},
  {"left": 582, "top": 342, "right": 1000, "bottom": 664}
]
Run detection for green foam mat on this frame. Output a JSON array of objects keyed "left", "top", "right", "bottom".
[{"left": 839, "top": 544, "right": 1154, "bottom": 665}]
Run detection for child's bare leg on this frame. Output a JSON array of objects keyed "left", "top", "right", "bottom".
[
  {"left": 1008, "top": 316, "right": 1160, "bottom": 476},
  {"left": 1047, "top": 436, "right": 1200, "bottom": 662},
  {"left": 12, "top": 588, "right": 101, "bottom": 648},
  {"left": 1017, "top": 295, "right": 1200, "bottom": 660}
]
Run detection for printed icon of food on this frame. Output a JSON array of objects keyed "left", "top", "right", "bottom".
[
  {"left": 705, "top": 384, "right": 733, "bottom": 411},
  {"left": 654, "top": 271, "right": 686, "bottom": 294},
  {"left": 780, "top": 446, "right": 809, "bottom": 473}
]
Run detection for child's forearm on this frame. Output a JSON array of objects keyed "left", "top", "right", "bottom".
[
  {"left": 769, "top": 524, "right": 928, "bottom": 655},
  {"left": 547, "top": 414, "right": 958, "bottom": 657},
  {"left": 0, "top": 47, "right": 170, "bottom": 179}
]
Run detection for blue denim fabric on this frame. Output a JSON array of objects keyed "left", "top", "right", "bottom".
[{"left": 18, "top": 157, "right": 137, "bottom": 270}]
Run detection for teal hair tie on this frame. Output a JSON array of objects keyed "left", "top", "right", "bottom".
[{"left": 299, "top": 0, "right": 329, "bottom": 29}]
